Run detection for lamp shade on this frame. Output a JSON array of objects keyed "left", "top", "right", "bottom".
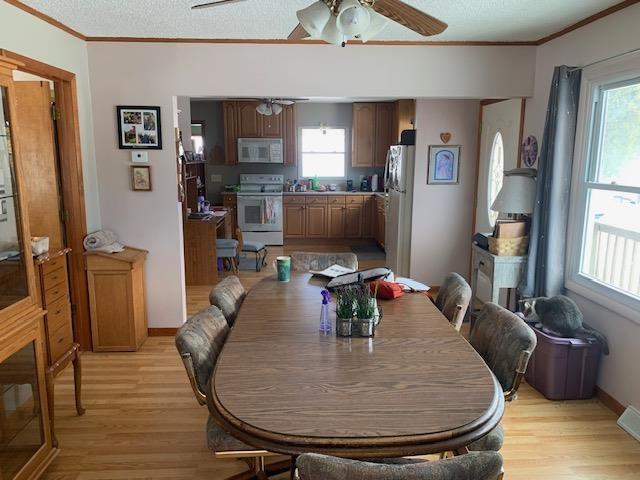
[
  {"left": 491, "top": 168, "right": 537, "bottom": 214},
  {"left": 336, "top": 0, "right": 371, "bottom": 36},
  {"left": 297, "top": 1, "right": 331, "bottom": 37},
  {"left": 359, "top": 9, "right": 389, "bottom": 42}
]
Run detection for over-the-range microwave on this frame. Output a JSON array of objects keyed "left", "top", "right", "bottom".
[{"left": 237, "top": 138, "right": 283, "bottom": 164}]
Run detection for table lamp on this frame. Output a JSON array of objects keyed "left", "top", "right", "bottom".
[{"left": 491, "top": 168, "right": 537, "bottom": 220}]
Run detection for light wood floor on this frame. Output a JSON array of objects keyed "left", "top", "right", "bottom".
[{"left": 42, "top": 244, "right": 640, "bottom": 480}]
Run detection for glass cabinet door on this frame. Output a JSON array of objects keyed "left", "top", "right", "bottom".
[
  {"left": 0, "top": 341, "right": 45, "bottom": 478},
  {"left": 0, "top": 86, "right": 29, "bottom": 311}
]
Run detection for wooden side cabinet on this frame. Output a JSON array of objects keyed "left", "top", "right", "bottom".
[{"left": 86, "top": 247, "right": 148, "bottom": 352}]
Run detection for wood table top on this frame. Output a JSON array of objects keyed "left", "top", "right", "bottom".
[{"left": 208, "top": 274, "right": 503, "bottom": 457}]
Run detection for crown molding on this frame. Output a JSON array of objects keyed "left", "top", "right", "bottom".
[{"left": 5, "top": 0, "right": 639, "bottom": 47}]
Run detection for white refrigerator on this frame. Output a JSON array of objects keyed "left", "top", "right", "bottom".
[{"left": 384, "top": 145, "right": 415, "bottom": 277}]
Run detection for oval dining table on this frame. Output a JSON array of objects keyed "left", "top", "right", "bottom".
[{"left": 207, "top": 274, "right": 504, "bottom": 459}]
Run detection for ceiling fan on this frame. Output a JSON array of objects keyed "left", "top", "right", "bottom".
[
  {"left": 235, "top": 98, "right": 306, "bottom": 116},
  {"left": 192, "top": 0, "right": 448, "bottom": 47}
]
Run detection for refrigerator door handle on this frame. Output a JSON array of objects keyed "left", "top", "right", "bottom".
[{"left": 383, "top": 149, "right": 392, "bottom": 190}]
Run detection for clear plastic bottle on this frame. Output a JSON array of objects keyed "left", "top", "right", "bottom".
[{"left": 319, "top": 290, "right": 332, "bottom": 333}]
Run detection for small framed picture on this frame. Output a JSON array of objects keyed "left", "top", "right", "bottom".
[
  {"left": 428, "top": 145, "right": 460, "bottom": 185},
  {"left": 131, "top": 165, "right": 152, "bottom": 191},
  {"left": 117, "top": 106, "right": 162, "bottom": 150}
]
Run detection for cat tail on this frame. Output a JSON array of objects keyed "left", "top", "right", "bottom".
[{"left": 575, "top": 328, "right": 610, "bottom": 355}]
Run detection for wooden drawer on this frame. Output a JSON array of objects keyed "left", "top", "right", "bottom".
[
  {"left": 284, "top": 195, "right": 305, "bottom": 205},
  {"left": 222, "top": 194, "right": 237, "bottom": 206},
  {"left": 346, "top": 195, "right": 365, "bottom": 204},
  {"left": 327, "top": 196, "right": 346, "bottom": 205},
  {"left": 46, "top": 297, "right": 73, "bottom": 362},
  {"left": 44, "top": 281, "right": 69, "bottom": 307},
  {"left": 42, "top": 254, "right": 66, "bottom": 275},
  {"left": 305, "top": 195, "right": 328, "bottom": 205},
  {"left": 43, "top": 264, "right": 67, "bottom": 291},
  {"left": 476, "top": 254, "right": 494, "bottom": 279}
]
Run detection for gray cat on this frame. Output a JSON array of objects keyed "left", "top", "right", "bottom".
[{"left": 522, "top": 295, "right": 609, "bottom": 355}]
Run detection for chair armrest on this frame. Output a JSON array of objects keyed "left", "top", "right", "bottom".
[{"left": 180, "top": 352, "right": 207, "bottom": 406}]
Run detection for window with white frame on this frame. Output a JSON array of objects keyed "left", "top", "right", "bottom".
[
  {"left": 299, "top": 127, "right": 347, "bottom": 178},
  {"left": 570, "top": 75, "right": 640, "bottom": 308}
]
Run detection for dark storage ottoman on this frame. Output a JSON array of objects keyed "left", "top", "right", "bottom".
[{"left": 524, "top": 323, "right": 602, "bottom": 400}]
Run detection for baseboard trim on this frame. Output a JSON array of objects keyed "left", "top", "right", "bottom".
[
  {"left": 148, "top": 328, "right": 178, "bottom": 337},
  {"left": 596, "top": 387, "right": 626, "bottom": 416}
]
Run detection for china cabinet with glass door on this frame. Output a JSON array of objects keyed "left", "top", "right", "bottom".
[{"left": 0, "top": 54, "right": 57, "bottom": 479}]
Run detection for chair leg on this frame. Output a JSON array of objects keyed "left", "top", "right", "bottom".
[{"left": 255, "top": 252, "right": 260, "bottom": 272}]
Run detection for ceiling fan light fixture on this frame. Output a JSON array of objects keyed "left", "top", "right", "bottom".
[
  {"left": 358, "top": 9, "right": 389, "bottom": 42},
  {"left": 271, "top": 103, "right": 283, "bottom": 115},
  {"left": 296, "top": 0, "right": 331, "bottom": 37},
  {"left": 319, "top": 15, "right": 346, "bottom": 47},
  {"left": 336, "top": 0, "right": 371, "bottom": 37},
  {"left": 256, "top": 102, "right": 273, "bottom": 116}
]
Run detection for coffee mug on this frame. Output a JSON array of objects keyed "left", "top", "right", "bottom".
[{"left": 276, "top": 256, "right": 291, "bottom": 283}]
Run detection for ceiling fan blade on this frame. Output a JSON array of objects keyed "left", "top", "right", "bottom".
[
  {"left": 372, "top": 0, "right": 447, "bottom": 37},
  {"left": 192, "top": 0, "right": 248, "bottom": 10},
  {"left": 288, "top": 23, "right": 310, "bottom": 40}
]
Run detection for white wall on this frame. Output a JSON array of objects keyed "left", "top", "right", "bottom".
[
  {"left": 523, "top": 3, "right": 640, "bottom": 409},
  {"left": 87, "top": 42, "right": 535, "bottom": 328},
  {"left": 0, "top": 2, "right": 100, "bottom": 231},
  {"left": 410, "top": 99, "right": 479, "bottom": 285}
]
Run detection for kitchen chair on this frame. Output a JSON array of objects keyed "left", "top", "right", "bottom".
[
  {"left": 235, "top": 227, "right": 268, "bottom": 272},
  {"left": 434, "top": 272, "right": 472, "bottom": 331},
  {"left": 175, "top": 306, "right": 289, "bottom": 480},
  {"left": 297, "top": 452, "right": 503, "bottom": 480},
  {"left": 209, "top": 275, "right": 246, "bottom": 328},
  {"left": 290, "top": 252, "right": 359, "bottom": 272},
  {"left": 216, "top": 238, "right": 239, "bottom": 273},
  {"left": 439, "top": 302, "right": 536, "bottom": 479}
]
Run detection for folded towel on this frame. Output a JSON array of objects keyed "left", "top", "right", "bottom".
[{"left": 83, "top": 230, "right": 124, "bottom": 253}]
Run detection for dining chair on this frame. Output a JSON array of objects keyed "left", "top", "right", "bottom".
[
  {"left": 462, "top": 302, "right": 537, "bottom": 477},
  {"left": 235, "top": 227, "right": 268, "bottom": 272},
  {"left": 434, "top": 272, "right": 472, "bottom": 331},
  {"left": 209, "top": 275, "right": 247, "bottom": 327},
  {"left": 175, "top": 306, "right": 289, "bottom": 480},
  {"left": 296, "top": 452, "right": 503, "bottom": 480},
  {"left": 290, "top": 252, "right": 359, "bottom": 272},
  {"left": 216, "top": 238, "right": 239, "bottom": 273}
]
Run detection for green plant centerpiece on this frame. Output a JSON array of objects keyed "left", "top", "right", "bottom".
[
  {"left": 334, "top": 285, "right": 356, "bottom": 337},
  {"left": 354, "top": 283, "right": 376, "bottom": 337}
]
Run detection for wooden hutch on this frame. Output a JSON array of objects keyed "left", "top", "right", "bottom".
[{"left": 0, "top": 55, "right": 57, "bottom": 478}]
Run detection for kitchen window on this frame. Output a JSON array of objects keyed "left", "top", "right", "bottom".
[
  {"left": 299, "top": 127, "right": 346, "bottom": 178},
  {"left": 568, "top": 69, "right": 640, "bottom": 319}
]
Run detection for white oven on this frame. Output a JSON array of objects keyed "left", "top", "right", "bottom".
[
  {"left": 238, "top": 138, "right": 283, "bottom": 163},
  {"left": 237, "top": 174, "right": 284, "bottom": 245}
]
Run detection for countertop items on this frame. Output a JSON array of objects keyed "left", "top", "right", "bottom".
[{"left": 284, "top": 191, "right": 376, "bottom": 196}]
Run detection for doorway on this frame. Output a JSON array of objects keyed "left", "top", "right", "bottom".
[{"left": 1, "top": 50, "right": 92, "bottom": 350}]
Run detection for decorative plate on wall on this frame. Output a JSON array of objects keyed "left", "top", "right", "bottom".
[{"left": 521, "top": 135, "right": 538, "bottom": 167}]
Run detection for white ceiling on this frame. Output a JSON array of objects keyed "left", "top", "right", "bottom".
[{"left": 21, "top": 0, "right": 621, "bottom": 42}]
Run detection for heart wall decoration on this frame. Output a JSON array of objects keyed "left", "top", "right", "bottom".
[{"left": 440, "top": 133, "right": 452, "bottom": 144}]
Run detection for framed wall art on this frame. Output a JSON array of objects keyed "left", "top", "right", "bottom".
[
  {"left": 117, "top": 106, "right": 162, "bottom": 149},
  {"left": 131, "top": 165, "right": 152, "bottom": 191},
  {"left": 428, "top": 145, "right": 460, "bottom": 185}
]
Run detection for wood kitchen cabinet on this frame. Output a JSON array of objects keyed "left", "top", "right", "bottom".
[
  {"left": 223, "top": 101, "right": 238, "bottom": 165},
  {"left": 375, "top": 195, "right": 387, "bottom": 249},
  {"left": 393, "top": 99, "right": 415, "bottom": 143},
  {"left": 223, "top": 102, "right": 296, "bottom": 165},
  {"left": 222, "top": 193, "right": 237, "bottom": 238},
  {"left": 375, "top": 103, "right": 395, "bottom": 167},
  {"left": 305, "top": 196, "right": 328, "bottom": 238},
  {"left": 327, "top": 199, "right": 346, "bottom": 238},
  {"left": 284, "top": 202, "right": 306, "bottom": 238},
  {"left": 352, "top": 103, "right": 377, "bottom": 167},
  {"left": 362, "top": 195, "right": 375, "bottom": 238},
  {"left": 344, "top": 200, "right": 364, "bottom": 238}
]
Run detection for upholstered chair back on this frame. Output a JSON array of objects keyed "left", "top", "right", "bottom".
[
  {"left": 209, "top": 275, "right": 247, "bottom": 327},
  {"left": 297, "top": 452, "right": 503, "bottom": 480},
  {"left": 290, "top": 252, "right": 359, "bottom": 272},
  {"left": 435, "top": 272, "right": 472, "bottom": 331},
  {"left": 175, "top": 305, "right": 229, "bottom": 405},
  {"left": 470, "top": 302, "right": 537, "bottom": 398}
]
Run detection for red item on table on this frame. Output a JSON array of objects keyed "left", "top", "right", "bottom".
[{"left": 370, "top": 280, "right": 404, "bottom": 300}]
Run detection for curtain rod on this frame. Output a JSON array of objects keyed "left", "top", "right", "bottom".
[{"left": 568, "top": 47, "right": 640, "bottom": 72}]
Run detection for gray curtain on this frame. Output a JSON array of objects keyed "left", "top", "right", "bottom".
[{"left": 521, "top": 66, "right": 582, "bottom": 298}]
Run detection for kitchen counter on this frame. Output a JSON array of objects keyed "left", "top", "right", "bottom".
[{"left": 284, "top": 191, "right": 378, "bottom": 195}]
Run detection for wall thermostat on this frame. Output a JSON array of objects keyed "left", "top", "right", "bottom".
[{"left": 131, "top": 151, "right": 149, "bottom": 163}]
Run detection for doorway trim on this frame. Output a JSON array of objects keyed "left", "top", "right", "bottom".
[{"left": 1, "top": 49, "right": 92, "bottom": 350}]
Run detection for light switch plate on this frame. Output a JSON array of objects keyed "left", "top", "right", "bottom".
[
  {"left": 131, "top": 151, "right": 149, "bottom": 163},
  {"left": 210, "top": 174, "right": 222, "bottom": 183}
]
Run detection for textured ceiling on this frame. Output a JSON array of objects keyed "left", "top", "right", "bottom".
[{"left": 20, "top": 0, "right": 622, "bottom": 41}]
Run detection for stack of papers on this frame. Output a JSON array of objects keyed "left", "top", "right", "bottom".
[{"left": 310, "top": 264, "right": 355, "bottom": 278}]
